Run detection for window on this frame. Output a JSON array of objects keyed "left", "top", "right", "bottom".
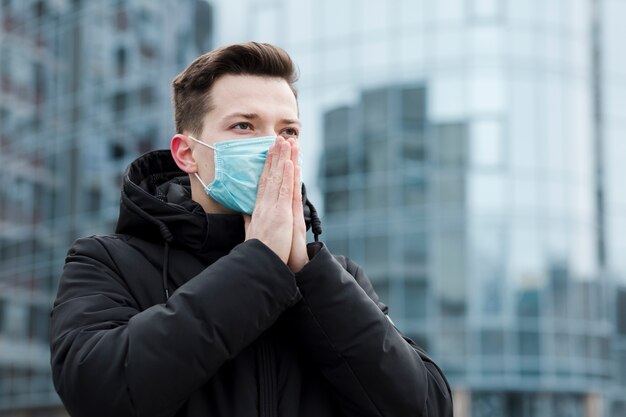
[
  {"left": 0, "top": 298, "right": 5, "bottom": 334},
  {"left": 364, "top": 141, "right": 388, "bottom": 173},
  {"left": 402, "top": 132, "right": 427, "bottom": 165},
  {"left": 468, "top": 0, "right": 502, "bottom": 21},
  {"left": 481, "top": 329, "right": 504, "bottom": 356},
  {"left": 116, "top": 47, "right": 126, "bottom": 77},
  {"left": 323, "top": 106, "right": 351, "bottom": 146},
  {"left": 362, "top": 88, "right": 389, "bottom": 138},
  {"left": 365, "top": 185, "right": 388, "bottom": 209},
  {"left": 517, "top": 289, "right": 540, "bottom": 317},
  {"left": 193, "top": 0, "right": 213, "bottom": 51},
  {"left": 365, "top": 234, "right": 389, "bottom": 266},
  {"left": 401, "top": 86, "right": 427, "bottom": 130},
  {"left": 326, "top": 238, "right": 349, "bottom": 257},
  {"left": 404, "top": 280, "right": 428, "bottom": 319},
  {"left": 323, "top": 150, "right": 349, "bottom": 178},
  {"left": 470, "top": 71, "right": 505, "bottom": 113},
  {"left": 431, "top": 122, "right": 467, "bottom": 166},
  {"left": 112, "top": 91, "right": 126, "bottom": 114},
  {"left": 28, "top": 304, "right": 50, "bottom": 343},
  {"left": 402, "top": 177, "right": 427, "bottom": 207},
  {"left": 519, "top": 330, "right": 540, "bottom": 356},
  {"left": 324, "top": 190, "right": 348, "bottom": 214},
  {"left": 471, "top": 118, "right": 503, "bottom": 168},
  {"left": 403, "top": 231, "right": 428, "bottom": 265},
  {"left": 618, "top": 289, "right": 626, "bottom": 336},
  {"left": 4, "top": 302, "right": 27, "bottom": 338}
]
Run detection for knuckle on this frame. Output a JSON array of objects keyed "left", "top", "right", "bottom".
[{"left": 279, "top": 184, "right": 290, "bottom": 196}]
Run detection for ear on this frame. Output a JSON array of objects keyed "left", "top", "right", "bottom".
[{"left": 170, "top": 134, "right": 198, "bottom": 174}]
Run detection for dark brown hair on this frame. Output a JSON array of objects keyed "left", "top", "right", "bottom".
[{"left": 172, "top": 42, "right": 298, "bottom": 134}]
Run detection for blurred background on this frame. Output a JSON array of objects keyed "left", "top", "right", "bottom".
[{"left": 1, "top": 0, "right": 625, "bottom": 416}]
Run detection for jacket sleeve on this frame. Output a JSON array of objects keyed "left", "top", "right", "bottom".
[
  {"left": 50, "top": 237, "right": 300, "bottom": 417},
  {"left": 289, "top": 242, "right": 453, "bottom": 417}
]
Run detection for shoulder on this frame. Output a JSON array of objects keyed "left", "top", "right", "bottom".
[
  {"left": 64, "top": 233, "right": 161, "bottom": 287},
  {"left": 66, "top": 234, "right": 139, "bottom": 272},
  {"left": 67, "top": 233, "right": 161, "bottom": 262},
  {"left": 59, "top": 234, "right": 166, "bottom": 309}
]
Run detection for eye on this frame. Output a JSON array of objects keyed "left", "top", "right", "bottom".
[
  {"left": 281, "top": 127, "right": 299, "bottom": 138},
  {"left": 232, "top": 122, "right": 252, "bottom": 130}
]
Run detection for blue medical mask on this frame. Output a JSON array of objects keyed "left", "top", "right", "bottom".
[{"left": 188, "top": 135, "right": 284, "bottom": 214}]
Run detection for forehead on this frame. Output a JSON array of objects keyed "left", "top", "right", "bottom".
[{"left": 208, "top": 74, "right": 298, "bottom": 119}]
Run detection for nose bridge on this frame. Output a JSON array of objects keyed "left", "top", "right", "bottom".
[
  {"left": 261, "top": 128, "right": 277, "bottom": 138},
  {"left": 256, "top": 111, "right": 281, "bottom": 138},
  {"left": 258, "top": 122, "right": 278, "bottom": 138}
]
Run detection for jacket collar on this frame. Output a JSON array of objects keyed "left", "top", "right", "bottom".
[{"left": 115, "top": 150, "right": 245, "bottom": 253}]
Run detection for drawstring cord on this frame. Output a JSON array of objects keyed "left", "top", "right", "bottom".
[
  {"left": 305, "top": 199, "right": 322, "bottom": 242},
  {"left": 162, "top": 241, "right": 170, "bottom": 301},
  {"left": 158, "top": 223, "right": 174, "bottom": 302}
]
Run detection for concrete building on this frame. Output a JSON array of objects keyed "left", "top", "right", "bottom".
[{"left": 0, "top": 0, "right": 213, "bottom": 414}]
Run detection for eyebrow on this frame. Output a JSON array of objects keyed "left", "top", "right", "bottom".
[{"left": 222, "top": 112, "right": 301, "bottom": 126}]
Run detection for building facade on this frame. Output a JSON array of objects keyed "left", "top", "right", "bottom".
[
  {"left": 222, "top": 0, "right": 626, "bottom": 416},
  {"left": 0, "top": 0, "right": 213, "bottom": 414}
]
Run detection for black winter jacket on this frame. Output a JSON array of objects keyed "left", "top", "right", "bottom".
[{"left": 50, "top": 150, "right": 453, "bottom": 417}]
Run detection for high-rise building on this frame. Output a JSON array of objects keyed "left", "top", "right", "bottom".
[
  {"left": 0, "top": 0, "right": 213, "bottom": 414},
  {"left": 221, "top": 0, "right": 626, "bottom": 416}
]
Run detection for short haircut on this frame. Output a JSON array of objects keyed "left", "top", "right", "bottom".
[{"left": 172, "top": 42, "right": 298, "bottom": 135}]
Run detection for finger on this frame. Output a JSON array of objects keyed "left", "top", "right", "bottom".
[
  {"left": 293, "top": 171, "right": 306, "bottom": 236},
  {"left": 269, "top": 136, "right": 284, "bottom": 176},
  {"left": 243, "top": 214, "right": 251, "bottom": 230},
  {"left": 266, "top": 139, "right": 291, "bottom": 201},
  {"left": 278, "top": 159, "right": 295, "bottom": 207},
  {"left": 290, "top": 141, "right": 303, "bottom": 208},
  {"left": 265, "top": 138, "right": 287, "bottom": 198},
  {"left": 258, "top": 140, "right": 283, "bottom": 206},
  {"left": 256, "top": 145, "right": 273, "bottom": 199},
  {"left": 289, "top": 138, "right": 298, "bottom": 169},
  {"left": 293, "top": 163, "right": 302, "bottom": 209}
]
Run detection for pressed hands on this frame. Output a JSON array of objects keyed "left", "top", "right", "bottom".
[{"left": 244, "top": 136, "right": 308, "bottom": 272}]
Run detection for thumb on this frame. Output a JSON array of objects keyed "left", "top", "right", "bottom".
[{"left": 243, "top": 214, "right": 251, "bottom": 233}]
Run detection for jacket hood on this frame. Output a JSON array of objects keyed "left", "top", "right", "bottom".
[{"left": 115, "top": 150, "right": 321, "bottom": 252}]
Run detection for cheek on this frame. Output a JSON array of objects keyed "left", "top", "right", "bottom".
[
  {"left": 201, "top": 158, "right": 217, "bottom": 181},
  {"left": 200, "top": 159, "right": 212, "bottom": 173},
  {"left": 193, "top": 148, "right": 215, "bottom": 177}
]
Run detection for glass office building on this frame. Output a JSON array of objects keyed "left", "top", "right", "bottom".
[
  {"left": 0, "top": 0, "right": 213, "bottom": 414},
  {"left": 230, "top": 0, "right": 626, "bottom": 416}
]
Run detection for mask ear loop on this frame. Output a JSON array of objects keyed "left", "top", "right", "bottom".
[
  {"left": 188, "top": 135, "right": 216, "bottom": 189},
  {"left": 187, "top": 135, "right": 216, "bottom": 150},
  {"left": 194, "top": 172, "right": 209, "bottom": 189}
]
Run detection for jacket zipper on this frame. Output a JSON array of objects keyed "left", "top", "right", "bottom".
[{"left": 257, "top": 333, "right": 277, "bottom": 417}]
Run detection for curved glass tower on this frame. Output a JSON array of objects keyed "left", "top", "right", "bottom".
[{"left": 228, "top": 0, "right": 626, "bottom": 415}]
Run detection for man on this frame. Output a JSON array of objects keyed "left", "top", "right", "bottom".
[{"left": 50, "top": 42, "right": 453, "bottom": 417}]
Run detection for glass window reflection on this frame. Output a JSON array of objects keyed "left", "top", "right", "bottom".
[{"left": 471, "top": 118, "right": 503, "bottom": 168}]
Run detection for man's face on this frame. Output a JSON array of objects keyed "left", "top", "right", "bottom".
[{"left": 190, "top": 74, "right": 300, "bottom": 213}]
